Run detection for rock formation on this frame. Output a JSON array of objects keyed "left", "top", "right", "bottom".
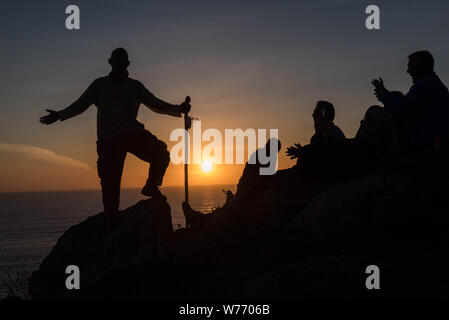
[{"left": 29, "top": 149, "right": 449, "bottom": 299}]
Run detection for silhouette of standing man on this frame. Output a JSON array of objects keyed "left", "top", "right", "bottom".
[{"left": 40, "top": 48, "right": 191, "bottom": 214}]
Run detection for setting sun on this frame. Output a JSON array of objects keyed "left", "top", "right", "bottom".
[{"left": 201, "top": 160, "right": 213, "bottom": 173}]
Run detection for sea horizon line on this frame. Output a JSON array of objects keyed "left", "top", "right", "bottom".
[{"left": 0, "top": 183, "right": 237, "bottom": 195}]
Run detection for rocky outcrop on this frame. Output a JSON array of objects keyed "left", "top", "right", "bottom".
[
  {"left": 29, "top": 198, "right": 173, "bottom": 299},
  {"left": 29, "top": 149, "right": 449, "bottom": 299}
]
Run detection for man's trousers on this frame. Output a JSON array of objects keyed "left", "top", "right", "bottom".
[{"left": 96, "top": 130, "right": 170, "bottom": 213}]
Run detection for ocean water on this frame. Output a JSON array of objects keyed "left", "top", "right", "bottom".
[{"left": 0, "top": 184, "right": 235, "bottom": 298}]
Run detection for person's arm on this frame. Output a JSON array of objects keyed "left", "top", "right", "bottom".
[
  {"left": 40, "top": 79, "right": 98, "bottom": 125},
  {"left": 372, "top": 78, "right": 419, "bottom": 117},
  {"left": 372, "top": 78, "right": 401, "bottom": 116},
  {"left": 139, "top": 83, "right": 185, "bottom": 117},
  {"left": 58, "top": 79, "right": 98, "bottom": 121},
  {"left": 383, "top": 85, "right": 421, "bottom": 119}
]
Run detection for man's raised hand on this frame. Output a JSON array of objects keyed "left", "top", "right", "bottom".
[
  {"left": 286, "top": 143, "right": 303, "bottom": 159},
  {"left": 371, "top": 77, "right": 386, "bottom": 99},
  {"left": 40, "top": 109, "right": 60, "bottom": 125},
  {"left": 179, "top": 96, "right": 191, "bottom": 114}
]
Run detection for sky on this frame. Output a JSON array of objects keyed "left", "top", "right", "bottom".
[{"left": 1, "top": 0, "right": 449, "bottom": 192}]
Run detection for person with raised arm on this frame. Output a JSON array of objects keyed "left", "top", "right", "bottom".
[{"left": 372, "top": 50, "right": 449, "bottom": 153}]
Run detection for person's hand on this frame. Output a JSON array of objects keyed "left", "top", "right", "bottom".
[
  {"left": 371, "top": 77, "right": 386, "bottom": 99},
  {"left": 40, "top": 109, "right": 60, "bottom": 125},
  {"left": 371, "top": 77, "right": 384, "bottom": 90},
  {"left": 286, "top": 143, "right": 302, "bottom": 159},
  {"left": 179, "top": 96, "right": 191, "bottom": 114}
]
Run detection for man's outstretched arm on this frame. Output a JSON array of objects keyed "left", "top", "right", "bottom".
[
  {"left": 371, "top": 78, "right": 401, "bottom": 116},
  {"left": 371, "top": 77, "right": 419, "bottom": 117},
  {"left": 40, "top": 80, "right": 98, "bottom": 125},
  {"left": 139, "top": 83, "right": 190, "bottom": 116}
]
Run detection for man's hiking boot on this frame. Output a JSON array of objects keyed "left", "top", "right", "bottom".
[{"left": 141, "top": 184, "right": 167, "bottom": 201}]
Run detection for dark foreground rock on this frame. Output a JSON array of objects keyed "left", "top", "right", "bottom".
[
  {"left": 29, "top": 198, "right": 173, "bottom": 299},
  {"left": 29, "top": 150, "right": 449, "bottom": 299}
]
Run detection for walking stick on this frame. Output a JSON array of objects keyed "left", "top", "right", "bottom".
[{"left": 183, "top": 96, "right": 192, "bottom": 227}]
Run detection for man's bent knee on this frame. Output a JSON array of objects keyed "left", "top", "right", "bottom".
[{"left": 158, "top": 140, "right": 168, "bottom": 151}]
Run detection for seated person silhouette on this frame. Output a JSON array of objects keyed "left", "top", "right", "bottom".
[
  {"left": 40, "top": 48, "right": 191, "bottom": 214},
  {"left": 355, "top": 105, "right": 399, "bottom": 167},
  {"left": 372, "top": 50, "right": 449, "bottom": 153},
  {"left": 182, "top": 138, "right": 281, "bottom": 229},
  {"left": 236, "top": 138, "right": 282, "bottom": 197},
  {"left": 379, "top": 90, "right": 409, "bottom": 154},
  {"left": 286, "top": 100, "right": 346, "bottom": 162}
]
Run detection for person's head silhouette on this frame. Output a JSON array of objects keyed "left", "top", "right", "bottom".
[
  {"left": 313, "top": 100, "right": 335, "bottom": 133},
  {"left": 109, "top": 48, "right": 130, "bottom": 70},
  {"left": 265, "top": 137, "right": 282, "bottom": 156},
  {"left": 407, "top": 50, "right": 434, "bottom": 83}
]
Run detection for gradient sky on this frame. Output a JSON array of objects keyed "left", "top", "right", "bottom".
[{"left": 1, "top": 0, "right": 449, "bottom": 192}]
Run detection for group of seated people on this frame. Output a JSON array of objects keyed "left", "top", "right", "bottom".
[
  {"left": 286, "top": 50, "right": 448, "bottom": 171},
  {"left": 246, "top": 51, "right": 447, "bottom": 192},
  {"left": 183, "top": 50, "right": 449, "bottom": 228}
]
